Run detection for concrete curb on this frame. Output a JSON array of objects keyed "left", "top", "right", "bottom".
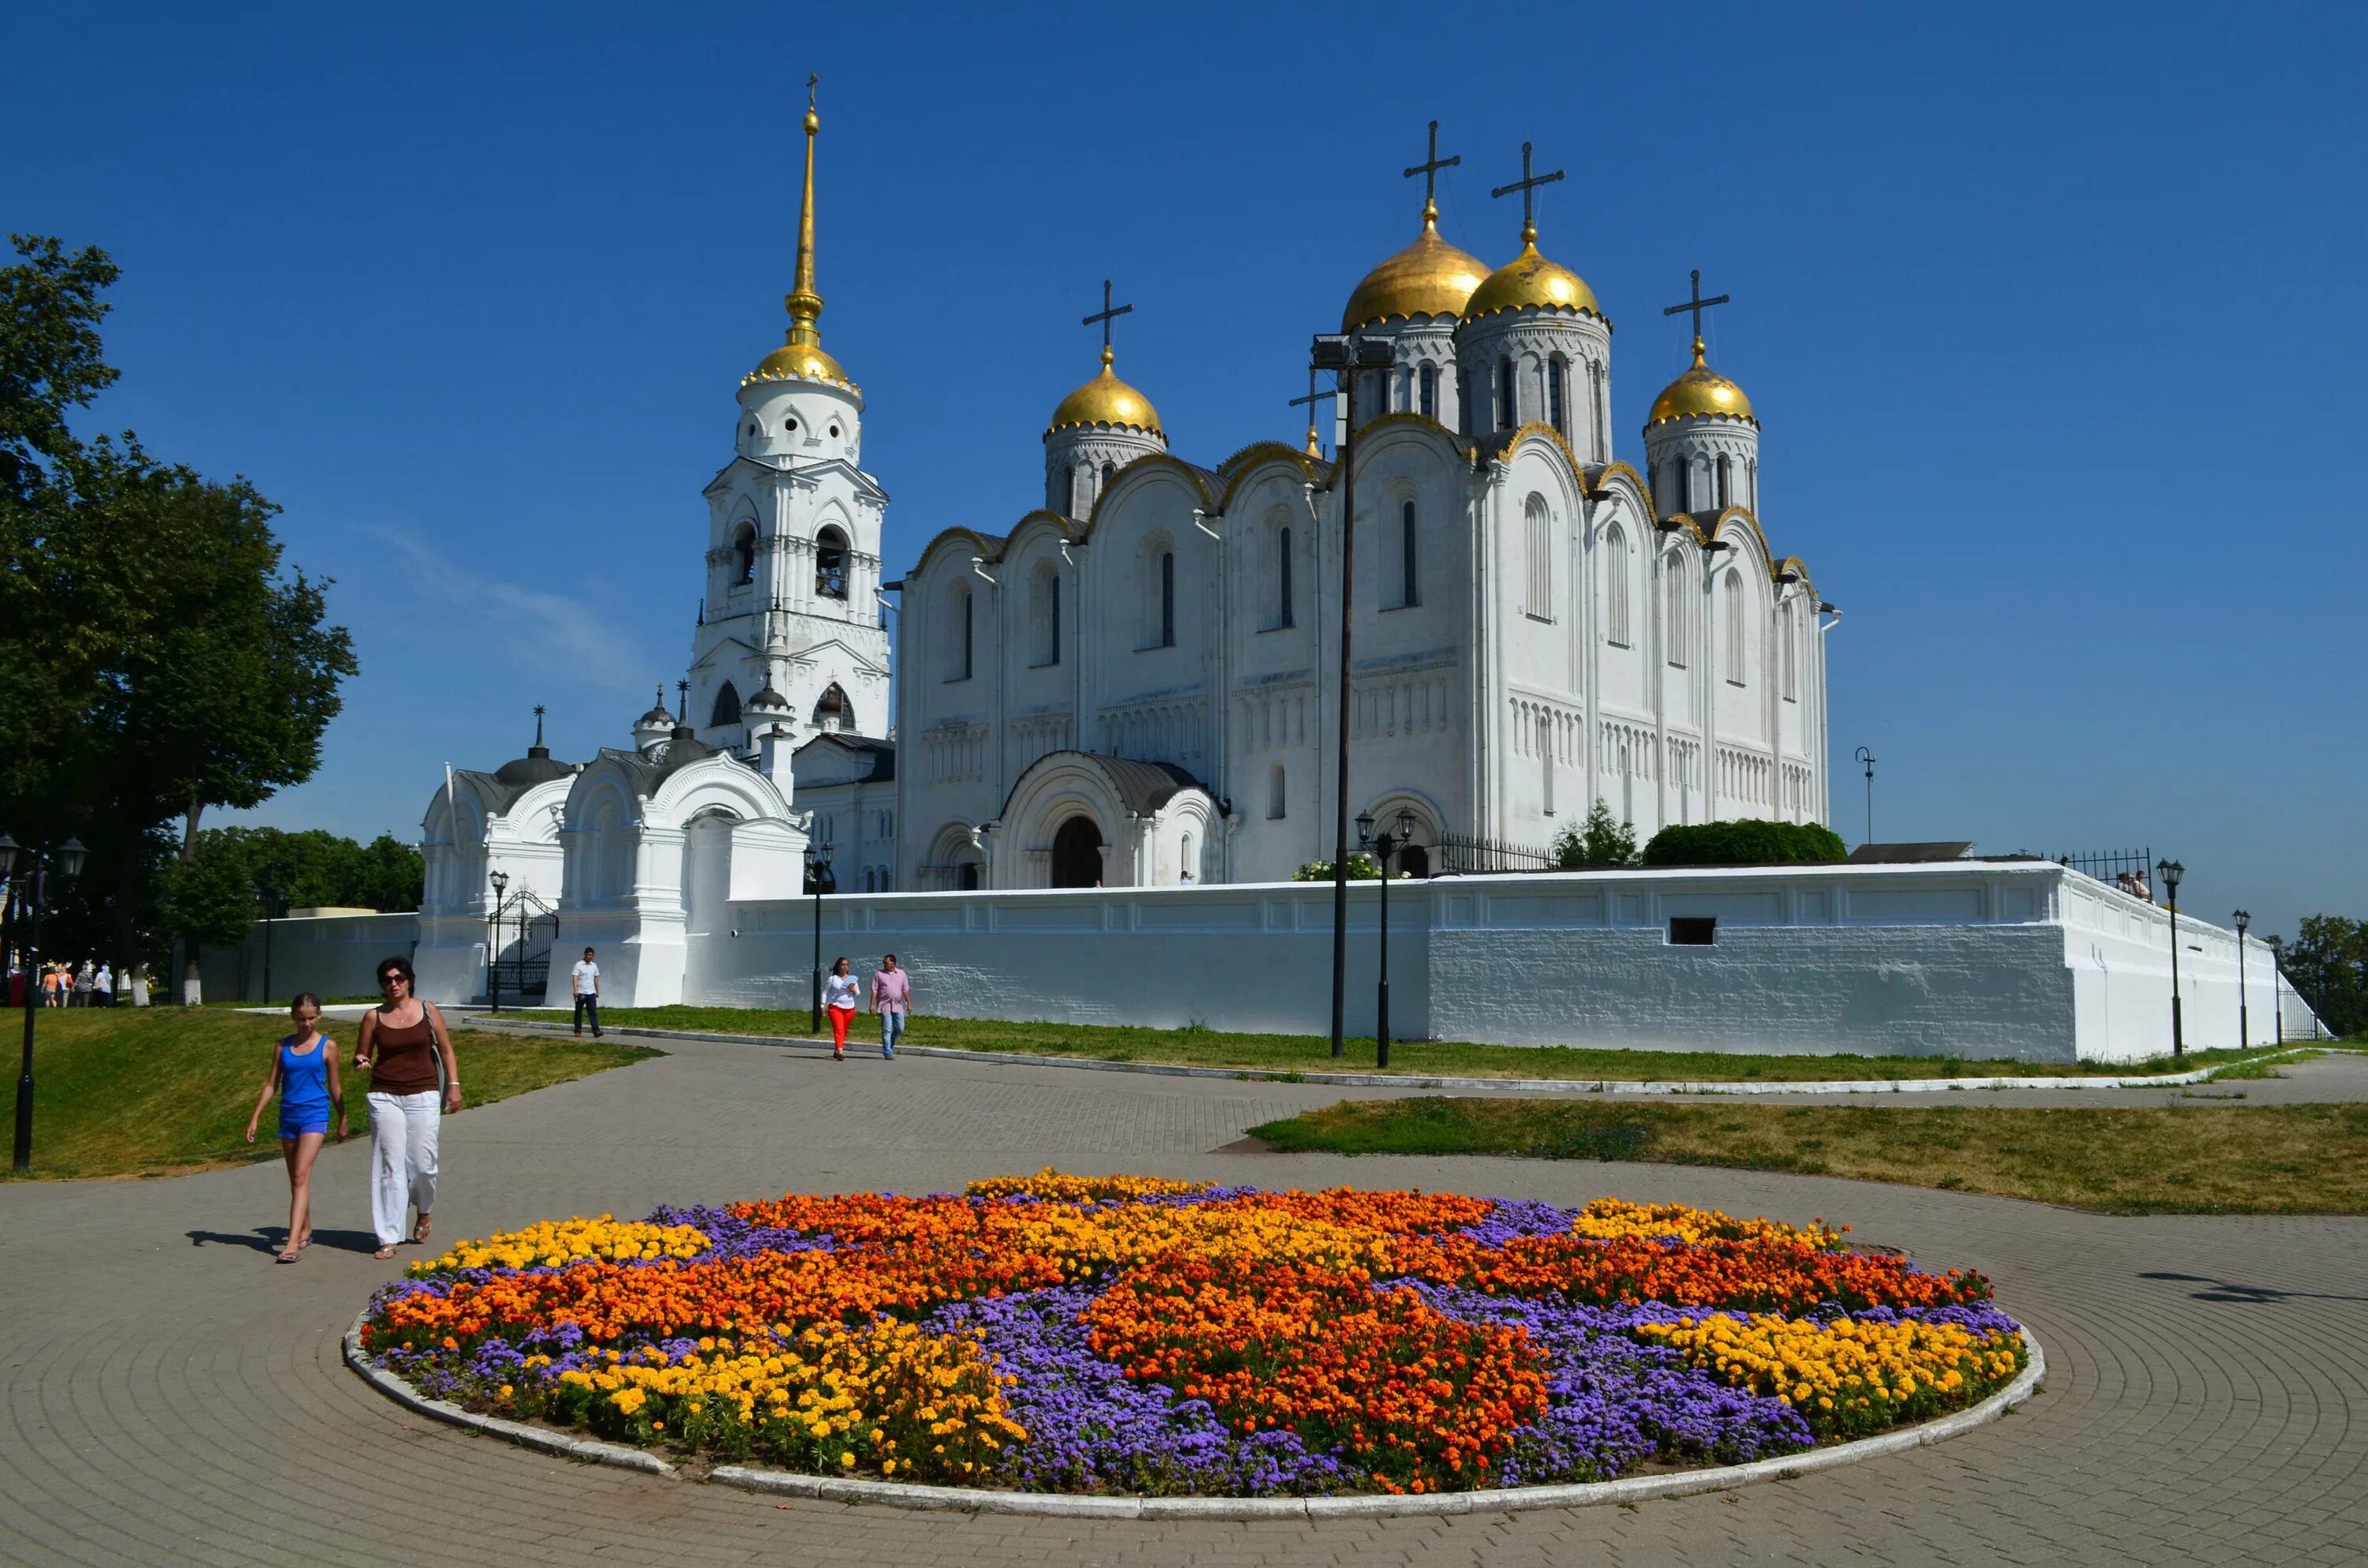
[
  {"left": 462, "top": 1012, "right": 2320, "bottom": 1098},
  {"left": 347, "top": 1309, "right": 2042, "bottom": 1519}
]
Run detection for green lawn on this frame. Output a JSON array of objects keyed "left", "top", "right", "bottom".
[
  {"left": 6, "top": 1007, "right": 660, "bottom": 1181},
  {"left": 1244, "top": 1096, "right": 2368, "bottom": 1215},
  {"left": 570, "top": 1004, "right": 2280, "bottom": 1083}
]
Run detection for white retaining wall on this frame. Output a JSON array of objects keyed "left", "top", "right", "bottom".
[
  {"left": 211, "top": 864, "right": 2325, "bottom": 1061},
  {"left": 197, "top": 911, "right": 422, "bottom": 1004}
]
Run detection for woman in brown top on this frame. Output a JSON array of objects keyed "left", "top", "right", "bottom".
[{"left": 354, "top": 956, "right": 463, "bottom": 1260}]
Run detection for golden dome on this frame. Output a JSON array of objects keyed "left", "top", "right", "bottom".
[
  {"left": 1463, "top": 234, "right": 1602, "bottom": 323},
  {"left": 748, "top": 340, "right": 853, "bottom": 389},
  {"left": 741, "top": 77, "right": 858, "bottom": 395},
  {"left": 1340, "top": 213, "right": 1487, "bottom": 332},
  {"left": 1047, "top": 346, "right": 1163, "bottom": 437},
  {"left": 1649, "top": 338, "right": 1755, "bottom": 425}
]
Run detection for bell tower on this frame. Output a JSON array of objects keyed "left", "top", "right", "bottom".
[{"left": 690, "top": 75, "right": 891, "bottom": 758}]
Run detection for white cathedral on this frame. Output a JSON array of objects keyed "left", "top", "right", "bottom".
[{"left": 415, "top": 93, "right": 1833, "bottom": 1003}]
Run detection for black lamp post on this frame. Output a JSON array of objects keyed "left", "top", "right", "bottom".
[
  {"left": 2232, "top": 908, "right": 2250, "bottom": 1049},
  {"left": 2156, "top": 858, "right": 2185, "bottom": 1058},
  {"left": 1311, "top": 331, "right": 1398, "bottom": 1061},
  {"left": 257, "top": 880, "right": 285, "bottom": 1006},
  {"left": 2268, "top": 934, "right": 2285, "bottom": 1045},
  {"left": 2, "top": 833, "right": 88, "bottom": 1173},
  {"left": 1355, "top": 807, "right": 1416, "bottom": 1070},
  {"left": 486, "top": 870, "right": 510, "bottom": 1013},
  {"left": 805, "top": 839, "right": 835, "bottom": 1035}
]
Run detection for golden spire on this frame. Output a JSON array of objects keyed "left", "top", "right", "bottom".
[
  {"left": 747, "top": 73, "right": 855, "bottom": 391},
  {"left": 785, "top": 73, "right": 824, "bottom": 350}
]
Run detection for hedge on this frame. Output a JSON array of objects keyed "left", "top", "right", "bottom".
[{"left": 1639, "top": 818, "right": 1849, "bottom": 867}]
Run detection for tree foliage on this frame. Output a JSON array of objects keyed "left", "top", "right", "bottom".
[
  {"left": 2277, "top": 915, "right": 2366, "bottom": 1039},
  {"left": 0, "top": 234, "right": 357, "bottom": 977},
  {"left": 1554, "top": 801, "right": 1639, "bottom": 869},
  {"left": 193, "top": 826, "right": 424, "bottom": 913},
  {"left": 1640, "top": 818, "right": 1849, "bottom": 868}
]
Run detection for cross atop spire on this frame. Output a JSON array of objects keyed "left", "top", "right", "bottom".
[
  {"left": 533, "top": 704, "right": 546, "bottom": 748},
  {"left": 1403, "top": 120, "right": 1460, "bottom": 226},
  {"left": 1489, "top": 141, "right": 1565, "bottom": 245},
  {"left": 676, "top": 679, "right": 690, "bottom": 725},
  {"left": 785, "top": 73, "right": 825, "bottom": 346},
  {"left": 1082, "top": 278, "right": 1134, "bottom": 369},
  {"left": 1662, "top": 268, "right": 1732, "bottom": 362}
]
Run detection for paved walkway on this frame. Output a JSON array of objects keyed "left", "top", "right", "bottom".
[{"left": 3, "top": 1035, "right": 2362, "bottom": 1566}]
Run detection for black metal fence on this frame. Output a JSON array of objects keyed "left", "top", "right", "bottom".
[
  {"left": 2053, "top": 847, "right": 2156, "bottom": 894},
  {"left": 1434, "top": 833, "right": 1560, "bottom": 875}
]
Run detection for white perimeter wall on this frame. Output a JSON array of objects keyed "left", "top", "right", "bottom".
[{"left": 207, "top": 866, "right": 2325, "bottom": 1063}]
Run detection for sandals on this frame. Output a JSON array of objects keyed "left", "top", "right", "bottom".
[
  {"left": 412, "top": 1216, "right": 433, "bottom": 1244},
  {"left": 275, "top": 1248, "right": 302, "bottom": 1264},
  {"left": 373, "top": 1246, "right": 398, "bottom": 1261}
]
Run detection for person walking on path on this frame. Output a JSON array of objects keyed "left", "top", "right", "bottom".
[
  {"left": 244, "top": 992, "right": 345, "bottom": 1264},
  {"left": 823, "top": 956, "right": 860, "bottom": 1061},
  {"left": 71, "top": 962, "right": 92, "bottom": 1007},
  {"left": 570, "top": 947, "right": 602, "bottom": 1038},
  {"left": 870, "top": 952, "right": 911, "bottom": 1061},
  {"left": 354, "top": 956, "right": 462, "bottom": 1261},
  {"left": 94, "top": 961, "right": 112, "bottom": 1006}
]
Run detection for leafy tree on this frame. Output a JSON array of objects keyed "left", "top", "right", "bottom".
[
  {"left": 0, "top": 238, "right": 356, "bottom": 995},
  {"left": 2277, "top": 915, "right": 2366, "bottom": 1039},
  {"left": 1554, "top": 801, "right": 1639, "bottom": 869},
  {"left": 157, "top": 834, "right": 257, "bottom": 960}
]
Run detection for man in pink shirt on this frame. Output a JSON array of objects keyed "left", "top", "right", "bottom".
[{"left": 869, "top": 953, "right": 912, "bottom": 1060}]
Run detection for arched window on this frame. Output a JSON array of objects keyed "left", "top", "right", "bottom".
[
  {"left": 1781, "top": 599, "right": 1799, "bottom": 702},
  {"left": 815, "top": 526, "right": 849, "bottom": 598},
  {"left": 709, "top": 680, "right": 741, "bottom": 728},
  {"left": 1029, "top": 563, "right": 1062, "bottom": 668},
  {"left": 1716, "top": 455, "right": 1732, "bottom": 511},
  {"left": 1100, "top": 458, "right": 1116, "bottom": 494},
  {"left": 1522, "top": 496, "right": 1551, "bottom": 619},
  {"left": 1276, "top": 523, "right": 1295, "bottom": 629},
  {"left": 1159, "top": 550, "right": 1175, "bottom": 647},
  {"left": 1724, "top": 570, "right": 1746, "bottom": 685},
  {"left": 1667, "top": 562, "right": 1690, "bottom": 668},
  {"left": 1399, "top": 500, "right": 1419, "bottom": 608},
  {"left": 732, "top": 523, "right": 757, "bottom": 586},
  {"left": 1605, "top": 523, "right": 1631, "bottom": 647},
  {"left": 1418, "top": 364, "right": 1437, "bottom": 421},
  {"left": 813, "top": 683, "right": 851, "bottom": 732},
  {"left": 1268, "top": 762, "right": 1287, "bottom": 819},
  {"left": 1497, "top": 358, "right": 1516, "bottom": 429},
  {"left": 1071, "top": 464, "right": 1086, "bottom": 517},
  {"left": 1540, "top": 713, "right": 1556, "bottom": 814},
  {"left": 1178, "top": 831, "right": 1193, "bottom": 881},
  {"left": 1547, "top": 359, "right": 1568, "bottom": 439},
  {"left": 947, "top": 583, "right": 973, "bottom": 681},
  {"left": 1590, "top": 361, "right": 1607, "bottom": 455}
]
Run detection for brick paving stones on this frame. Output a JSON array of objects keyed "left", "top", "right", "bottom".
[{"left": 2, "top": 1035, "right": 2363, "bottom": 1566}]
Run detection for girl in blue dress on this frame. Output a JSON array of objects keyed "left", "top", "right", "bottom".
[{"left": 245, "top": 992, "right": 347, "bottom": 1263}]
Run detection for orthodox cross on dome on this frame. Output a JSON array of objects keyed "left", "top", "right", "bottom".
[
  {"left": 676, "top": 679, "right": 690, "bottom": 724},
  {"left": 1489, "top": 141, "right": 1565, "bottom": 245},
  {"left": 532, "top": 704, "right": 546, "bottom": 747},
  {"left": 1082, "top": 278, "right": 1134, "bottom": 367},
  {"left": 1403, "top": 119, "right": 1461, "bottom": 224},
  {"left": 1662, "top": 268, "right": 1732, "bottom": 361},
  {"left": 1288, "top": 364, "right": 1339, "bottom": 458}
]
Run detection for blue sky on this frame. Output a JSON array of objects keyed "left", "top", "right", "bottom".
[{"left": 11, "top": 3, "right": 2362, "bottom": 936}]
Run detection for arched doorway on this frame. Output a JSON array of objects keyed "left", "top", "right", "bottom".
[
  {"left": 1399, "top": 844, "right": 1430, "bottom": 879},
  {"left": 1051, "top": 815, "right": 1103, "bottom": 888}
]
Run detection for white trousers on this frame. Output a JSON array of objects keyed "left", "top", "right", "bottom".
[{"left": 368, "top": 1091, "right": 440, "bottom": 1245}]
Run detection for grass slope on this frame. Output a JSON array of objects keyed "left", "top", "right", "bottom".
[
  {"left": 578, "top": 1005, "right": 2271, "bottom": 1083},
  {"left": 1246, "top": 1096, "right": 2368, "bottom": 1214},
  {"left": 8, "top": 1008, "right": 660, "bottom": 1181}
]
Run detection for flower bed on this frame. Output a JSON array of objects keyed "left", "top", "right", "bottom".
[{"left": 359, "top": 1173, "right": 2025, "bottom": 1497}]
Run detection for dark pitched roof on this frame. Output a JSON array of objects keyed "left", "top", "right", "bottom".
[
  {"left": 493, "top": 746, "right": 575, "bottom": 789},
  {"left": 793, "top": 732, "right": 897, "bottom": 783},
  {"left": 998, "top": 750, "right": 1206, "bottom": 822}
]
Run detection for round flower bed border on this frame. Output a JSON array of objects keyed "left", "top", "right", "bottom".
[{"left": 341, "top": 1315, "right": 2043, "bottom": 1519}]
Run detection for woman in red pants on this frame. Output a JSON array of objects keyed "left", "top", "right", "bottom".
[{"left": 823, "top": 956, "right": 860, "bottom": 1061}]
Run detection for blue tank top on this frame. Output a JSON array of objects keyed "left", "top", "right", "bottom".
[{"left": 279, "top": 1035, "right": 332, "bottom": 1121}]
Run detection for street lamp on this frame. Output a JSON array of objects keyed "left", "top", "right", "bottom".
[
  {"left": 2268, "top": 934, "right": 2285, "bottom": 1045},
  {"left": 2156, "top": 858, "right": 2185, "bottom": 1058},
  {"left": 487, "top": 870, "right": 510, "bottom": 1014},
  {"left": 806, "top": 839, "right": 835, "bottom": 1035},
  {"left": 1313, "top": 331, "right": 1399, "bottom": 1062},
  {"left": 1355, "top": 807, "right": 1417, "bottom": 1070},
  {"left": 2232, "top": 908, "right": 2250, "bottom": 1049},
  {"left": 257, "top": 880, "right": 286, "bottom": 1007},
  {"left": 1853, "top": 747, "right": 1876, "bottom": 848},
  {"left": 5, "top": 834, "right": 86, "bottom": 1172}
]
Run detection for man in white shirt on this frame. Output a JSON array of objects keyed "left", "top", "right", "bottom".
[
  {"left": 571, "top": 948, "right": 603, "bottom": 1038},
  {"left": 94, "top": 962, "right": 113, "bottom": 1006}
]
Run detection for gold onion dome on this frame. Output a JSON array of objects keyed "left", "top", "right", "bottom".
[
  {"left": 745, "top": 84, "right": 860, "bottom": 395},
  {"left": 1047, "top": 346, "right": 1163, "bottom": 437},
  {"left": 1340, "top": 211, "right": 1487, "bottom": 332},
  {"left": 1649, "top": 337, "right": 1755, "bottom": 425},
  {"left": 1463, "top": 223, "right": 1602, "bottom": 323}
]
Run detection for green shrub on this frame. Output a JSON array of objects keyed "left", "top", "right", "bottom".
[
  {"left": 1295, "top": 854, "right": 1393, "bottom": 881},
  {"left": 1554, "top": 801, "right": 1639, "bottom": 868},
  {"left": 1640, "top": 818, "right": 1849, "bottom": 868}
]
